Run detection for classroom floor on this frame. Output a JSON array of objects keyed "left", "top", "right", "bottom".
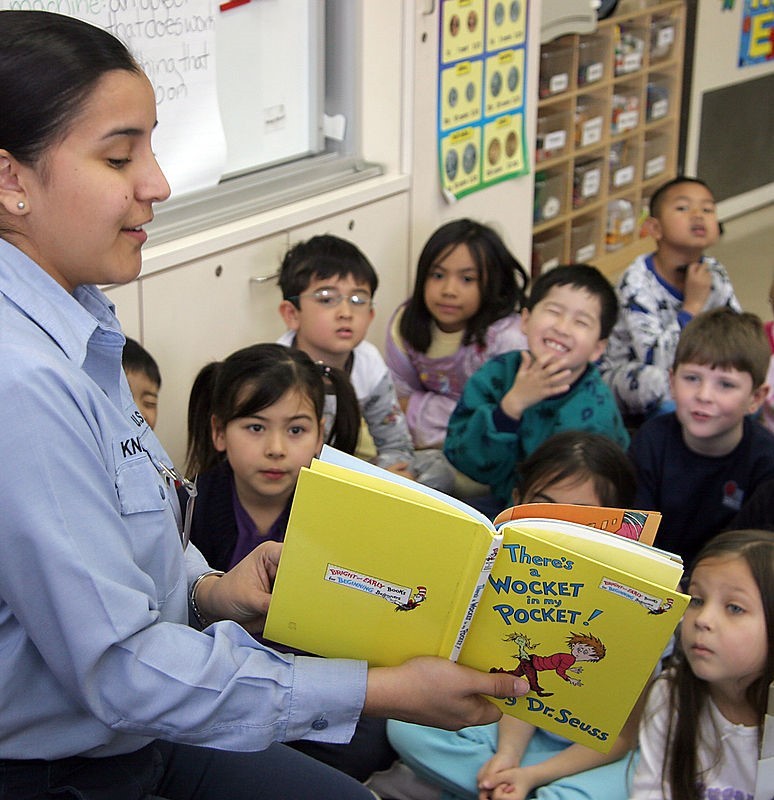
[{"left": 707, "top": 203, "right": 774, "bottom": 320}]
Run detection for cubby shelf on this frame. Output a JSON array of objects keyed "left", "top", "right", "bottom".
[{"left": 531, "top": 0, "right": 686, "bottom": 279}]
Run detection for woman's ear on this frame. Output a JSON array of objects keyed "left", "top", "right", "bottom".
[{"left": 0, "top": 152, "right": 29, "bottom": 216}]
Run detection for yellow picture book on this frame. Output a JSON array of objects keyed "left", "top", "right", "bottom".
[{"left": 264, "top": 447, "right": 688, "bottom": 752}]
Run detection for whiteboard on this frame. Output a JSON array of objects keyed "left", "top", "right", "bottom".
[{"left": 0, "top": 0, "right": 323, "bottom": 197}]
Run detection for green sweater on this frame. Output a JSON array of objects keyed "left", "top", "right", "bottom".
[{"left": 444, "top": 350, "right": 630, "bottom": 507}]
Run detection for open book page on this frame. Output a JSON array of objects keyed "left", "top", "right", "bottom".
[
  {"left": 494, "top": 503, "right": 662, "bottom": 545},
  {"left": 318, "top": 445, "right": 494, "bottom": 528},
  {"left": 500, "top": 518, "right": 683, "bottom": 589}
]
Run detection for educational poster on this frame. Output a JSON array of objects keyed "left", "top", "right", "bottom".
[
  {"left": 1, "top": 0, "right": 227, "bottom": 197},
  {"left": 438, "top": 0, "right": 530, "bottom": 201},
  {"left": 738, "top": 0, "right": 774, "bottom": 67}
]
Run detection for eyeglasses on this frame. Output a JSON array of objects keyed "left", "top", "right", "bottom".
[{"left": 292, "top": 288, "right": 373, "bottom": 310}]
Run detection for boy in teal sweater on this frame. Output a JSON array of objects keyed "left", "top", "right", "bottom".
[{"left": 445, "top": 265, "right": 629, "bottom": 507}]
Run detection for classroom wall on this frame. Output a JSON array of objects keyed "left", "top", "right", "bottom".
[
  {"left": 683, "top": 0, "right": 774, "bottom": 219},
  {"left": 106, "top": 0, "right": 542, "bottom": 467}
]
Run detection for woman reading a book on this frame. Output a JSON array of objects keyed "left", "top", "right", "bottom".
[
  {"left": 369, "top": 431, "right": 643, "bottom": 800},
  {"left": 0, "top": 13, "right": 528, "bottom": 799}
]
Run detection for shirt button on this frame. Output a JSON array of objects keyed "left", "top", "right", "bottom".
[
  {"left": 158, "top": 485, "right": 166, "bottom": 500},
  {"left": 311, "top": 718, "right": 328, "bottom": 731}
]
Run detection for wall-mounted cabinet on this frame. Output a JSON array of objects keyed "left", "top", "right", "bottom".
[{"left": 531, "top": 0, "right": 686, "bottom": 279}]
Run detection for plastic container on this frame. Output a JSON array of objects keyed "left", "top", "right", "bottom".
[
  {"left": 614, "top": 23, "right": 646, "bottom": 76},
  {"left": 609, "top": 138, "right": 638, "bottom": 190},
  {"left": 532, "top": 228, "right": 565, "bottom": 275},
  {"left": 643, "top": 133, "right": 669, "bottom": 181},
  {"left": 650, "top": 15, "right": 676, "bottom": 62},
  {"left": 536, "top": 106, "right": 571, "bottom": 162},
  {"left": 539, "top": 40, "right": 573, "bottom": 98},
  {"left": 611, "top": 85, "right": 640, "bottom": 134},
  {"left": 573, "top": 157, "right": 603, "bottom": 209},
  {"left": 534, "top": 170, "right": 567, "bottom": 224},
  {"left": 571, "top": 217, "right": 600, "bottom": 263},
  {"left": 606, "top": 198, "right": 636, "bottom": 252},
  {"left": 574, "top": 94, "right": 605, "bottom": 148},
  {"left": 646, "top": 75, "right": 671, "bottom": 122},
  {"left": 577, "top": 35, "right": 606, "bottom": 87}
]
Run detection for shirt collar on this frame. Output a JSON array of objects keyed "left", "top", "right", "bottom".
[{"left": 0, "top": 238, "right": 121, "bottom": 367}]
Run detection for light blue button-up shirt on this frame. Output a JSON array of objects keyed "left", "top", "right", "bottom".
[{"left": 0, "top": 239, "right": 366, "bottom": 759}]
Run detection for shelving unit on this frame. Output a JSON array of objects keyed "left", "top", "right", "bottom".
[{"left": 531, "top": 0, "right": 686, "bottom": 279}]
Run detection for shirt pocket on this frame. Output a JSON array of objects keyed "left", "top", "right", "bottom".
[{"left": 113, "top": 439, "right": 168, "bottom": 516}]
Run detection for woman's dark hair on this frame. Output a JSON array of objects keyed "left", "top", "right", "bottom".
[
  {"left": 185, "top": 344, "right": 360, "bottom": 476},
  {"left": 0, "top": 11, "right": 141, "bottom": 167},
  {"left": 654, "top": 529, "right": 773, "bottom": 800},
  {"left": 515, "top": 430, "right": 636, "bottom": 508},
  {"left": 399, "top": 219, "right": 529, "bottom": 353}
]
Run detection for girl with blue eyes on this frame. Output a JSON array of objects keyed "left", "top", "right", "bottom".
[
  {"left": 631, "top": 529, "right": 772, "bottom": 799},
  {"left": 385, "top": 219, "right": 529, "bottom": 457}
]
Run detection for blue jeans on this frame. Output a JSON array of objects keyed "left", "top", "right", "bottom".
[{"left": 0, "top": 740, "right": 374, "bottom": 800}]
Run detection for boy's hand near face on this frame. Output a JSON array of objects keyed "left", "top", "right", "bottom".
[
  {"left": 682, "top": 261, "right": 712, "bottom": 316},
  {"left": 499, "top": 351, "right": 573, "bottom": 421}
]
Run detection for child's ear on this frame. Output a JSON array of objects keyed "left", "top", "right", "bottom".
[
  {"left": 314, "top": 420, "right": 325, "bottom": 457},
  {"left": 748, "top": 383, "right": 769, "bottom": 416},
  {"left": 590, "top": 337, "right": 607, "bottom": 363},
  {"left": 645, "top": 215, "right": 662, "bottom": 241},
  {"left": 211, "top": 414, "right": 227, "bottom": 452},
  {"left": 278, "top": 299, "right": 301, "bottom": 331}
]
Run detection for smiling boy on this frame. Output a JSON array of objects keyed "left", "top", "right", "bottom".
[
  {"left": 630, "top": 308, "right": 774, "bottom": 568},
  {"left": 445, "top": 265, "right": 629, "bottom": 508},
  {"left": 277, "top": 235, "right": 454, "bottom": 491},
  {"left": 599, "top": 177, "right": 741, "bottom": 422}
]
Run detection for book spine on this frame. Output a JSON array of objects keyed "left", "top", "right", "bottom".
[{"left": 449, "top": 532, "right": 504, "bottom": 662}]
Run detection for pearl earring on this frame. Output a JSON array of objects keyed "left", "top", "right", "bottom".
[{"left": 17, "top": 201, "right": 25, "bottom": 210}]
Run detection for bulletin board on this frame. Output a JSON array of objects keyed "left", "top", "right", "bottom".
[
  {"left": 437, "top": 0, "right": 530, "bottom": 201},
  {"left": 0, "top": 0, "right": 323, "bottom": 199}
]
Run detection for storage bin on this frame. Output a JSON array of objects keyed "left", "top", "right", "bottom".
[
  {"left": 611, "top": 85, "right": 640, "bottom": 134},
  {"left": 571, "top": 216, "right": 600, "bottom": 263},
  {"left": 575, "top": 94, "right": 605, "bottom": 148},
  {"left": 643, "top": 133, "right": 669, "bottom": 181},
  {"left": 577, "top": 35, "right": 606, "bottom": 86},
  {"left": 609, "top": 138, "right": 638, "bottom": 190},
  {"left": 539, "top": 40, "right": 573, "bottom": 98},
  {"left": 532, "top": 228, "right": 565, "bottom": 275},
  {"left": 606, "top": 199, "right": 636, "bottom": 252},
  {"left": 614, "top": 23, "right": 646, "bottom": 76},
  {"left": 536, "top": 106, "right": 571, "bottom": 162},
  {"left": 650, "top": 15, "right": 676, "bottom": 62},
  {"left": 573, "top": 157, "right": 603, "bottom": 209},
  {"left": 534, "top": 170, "right": 567, "bottom": 224},
  {"left": 646, "top": 75, "right": 671, "bottom": 122}
]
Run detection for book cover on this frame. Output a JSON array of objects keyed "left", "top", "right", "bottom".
[
  {"left": 264, "top": 448, "right": 688, "bottom": 751},
  {"left": 494, "top": 503, "right": 662, "bottom": 546}
]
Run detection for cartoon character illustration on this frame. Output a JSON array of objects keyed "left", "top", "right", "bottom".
[
  {"left": 491, "top": 631, "right": 606, "bottom": 697},
  {"left": 615, "top": 510, "right": 648, "bottom": 541},
  {"left": 648, "top": 597, "right": 674, "bottom": 615},
  {"left": 394, "top": 585, "right": 427, "bottom": 612}
]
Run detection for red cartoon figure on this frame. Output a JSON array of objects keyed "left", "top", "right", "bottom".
[{"left": 491, "top": 631, "right": 606, "bottom": 697}]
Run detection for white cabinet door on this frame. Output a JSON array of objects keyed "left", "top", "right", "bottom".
[
  {"left": 140, "top": 232, "right": 289, "bottom": 468},
  {"left": 103, "top": 281, "right": 141, "bottom": 342}
]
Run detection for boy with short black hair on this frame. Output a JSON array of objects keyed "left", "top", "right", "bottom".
[
  {"left": 277, "top": 234, "right": 453, "bottom": 492},
  {"left": 599, "top": 176, "right": 740, "bottom": 421},
  {"left": 630, "top": 307, "right": 774, "bottom": 568},
  {"left": 122, "top": 337, "right": 161, "bottom": 429},
  {"left": 445, "top": 264, "right": 629, "bottom": 508}
]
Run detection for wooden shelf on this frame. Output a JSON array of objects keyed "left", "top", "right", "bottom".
[{"left": 531, "top": 0, "right": 686, "bottom": 280}]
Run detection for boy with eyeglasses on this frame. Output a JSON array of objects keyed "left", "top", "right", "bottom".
[{"left": 277, "top": 234, "right": 454, "bottom": 491}]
